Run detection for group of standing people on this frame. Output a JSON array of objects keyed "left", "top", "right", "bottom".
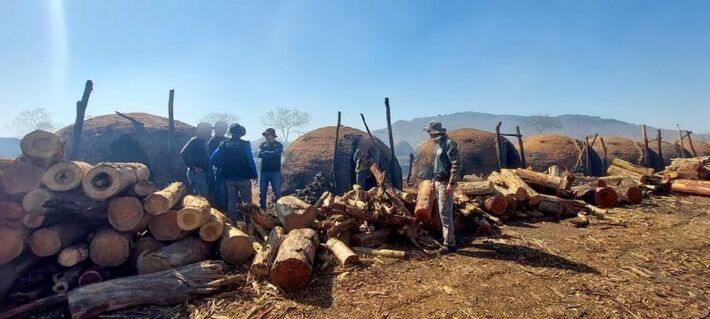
[{"left": 179, "top": 121, "right": 283, "bottom": 223}]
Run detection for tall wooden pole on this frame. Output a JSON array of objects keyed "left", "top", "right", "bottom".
[
  {"left": 599, "top": 137, "right": 608, "bottom": 170},
  {"left": 167, "top": 90, "right": 175, "bottom": 153},
  {"left": 676, "top": 124, "right": 686, "bottom": 158},
  {"left": 384, "top": 98, "right": 402, "bottom": 189},
  {"left": 686, "top": 132, "right": 698, "bottom": 157},
  {"left": 69, "top": 80, "right": 94, "bottom": 160},
  {"left": 656, "top": 129, "right": 664, "bottom": 171},
  {"left": 359, "top": 113, "right": 375, "bottom": 142},
  {"left": 584, "top": 136, "right": 591, "bottom": 175},
  {"left": 332, "top": 111, "right": 342, "bottom": 193},
  {"left": 494, "top": 122, "right": 502, "bottom": 170},
  {"left": 641, "top": 124, "right": 650, "bottom": 167},
  {"left": 515, "top": 126, "right": 525, "bottom": 168}
]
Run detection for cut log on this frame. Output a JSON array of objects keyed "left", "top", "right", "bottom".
[
  {"left": 144, "top": 182, "right": 187, "bottom": 215},
  {"left": 611, "top": 158, "right": 654, "bottom": 177},
  {"left": 241, "top": 204, "right": 279, "bottom": 231},
  {"left": 41, "top": 190, "right": 107, "bottom": 218},
  {"left": 21, "top": 187, "right": 53, "bottom": 215},
  {"left": 414, "top": 180, "right": 435, "bottom": 223},
  {"left": 52, "top": 265, "right": 84, "bottom": 294},
  {"left": 130, "top": 180, "right": 158, "bottom": 198},
  {"left": 81, "top": 162, "right": 150, "bottom": 200},
  {"left": 219, "top": 223, "right": 255, "bottom": 265},
  {"left": 29, "top": 222, "right": 85, "bottom": 257},
  {"left": 457, "top": 180, "right": 496, "bottom": 196},
  {"left": 108, "top": 196, "right": 150, "bottom": 232},
  {"left": 67, "top": 261, "right": 239, "bottom": 319},
  {"left": 0, "top": 159, "right": 45, "bottom": 194},
  {"left": 513, "top": 168, "right": 573, "bottom": 190},
  {"left": 500, "top": 169, "right": 542, "bottom": 205},
  {"left": 57, "top": 243, "right": 89, "bottom": 267},
  {"left": 275, "top": 195, "right": 318, "bottom": 231},
  {"left": 571, "top": 184, "right": 619, "bottom": 208},
  {"left": 663, "top": 156, "right": 710, "bottom": 181},
  {"left": 0, "top": 226, "right": 28, "bottom": 265},
  {"left": 42, "top": 161, "right": 93, "bottom": 191},
  {"left": 20, "top": 130, "right": 63, "bottom": 168},
  {"left": 325, "top": 238, "right": 359, "bottom": 266},
  {"left": 536, "top": 194, "right": 587, "bottom": 216},
  {"left": 670, "top": 179, "right": 710, "bottom": 197},
  {"left": 352, "top": 246, "right": 406, "bottom": 259},
  {"left": 483, "top": 195, "right": 508, "bottom": 215},
  {"left": 350, "top": 228, "right": 391, "bottom": 248},
  {"left": 0, "top": 201, "right": 26, "bottom": 225},
  {"left": 199, "top": 208, "right": 228, "bottom": 242},
  {"left": 270, "top": 228, "right": 319, "bottom": 289},
  {"left": 177, "top": 195, "right": 211, "bottom": 231},
  {"left": 78, "top": 266, "right": 110, "bottom": 286},
  {"left": 147, "top": 210, "right": 188, "bottom": 241},
  {"left": 612, "top": 185, "right": 643, "bottom": 205},
  {"left": 326, "top": 219, "right": 358, "bottom": 238},
  {"left": 129, "top": 237, "right": 164, "bottom": 270},
  {"left": 606, "top": 165, "right": 648, "bottom": 184},
  {"left": 137, "top": 236, "right": 211, "bottom": 274},
  {"left": 250, "top": 226, "right": 285, "bottom": 279},
  {"left": 324, "top": 203, "right": 416, "bottom": 226},
  {"left": 0, "top": 252, "right": 40, "bottom": 302},
  {"left": 398, "top": 191, "right": 416, "bottom": 205},
  {"left": 89, "top": 229, "right": 133, "bottom": 267}
]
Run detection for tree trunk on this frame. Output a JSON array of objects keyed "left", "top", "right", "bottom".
[
  {"left": 199, "top": 208, "right": 228, "bottom": 242},
  {"left": 144, "top": 182, "right": 187, "bottom": 215},
  {"left": 606, "top": 165, "right": 649, "bottom": 184},
  {"left": 29, "top": 222, "right": 84, "bottom": 257},
  {"left": 457, "top": 181, "right": 496, "bottom": 196},
  {"left": 270, "top": 228, "right": 319, "bottom": 289},
  {"left": 148, "top": 210, "right": 188, "bottom": 241},
  {"left": 177, "top": 195, "right": 211, "bottom": 231},
  {"left": 67, "top": 261, "right": 237, "bottom": 319},
  {"left": 129, "top": 237, "right": 165, "bottom": 270},
  {"left": 484, "top": 195, "right": 508, "bottom": 215},
  {"left": 108, "top": 196, "right": 150, "bottom": 232},
  {"left": 89, "top": 229, "right": 133, "bottom": 267},
  {"left": 414, "top": 180, "right": 435, "bottom": 223},
  {"left": 611, "top": 158, "right": 654, "bottom": 177},
  {"left": 219, "top": 223, "right": 255, "bottom": 265},
  {"left": 57, "top": 243, "right": 89, "bottom": 267},
  {"left": 0, "top": 252, "right": 40, "bottom": 301},
  {"left": 499, "top": 169, "right": 541, "bottom": 205},
  {"left": 21, "top": 187, "right": 53, "bottom": 215},
  {"left": 350, "top": 228, "right": 391, "bottom": 248},
  {"left": 0, "top": 159, "right": 45, "bottom": 195},
  {"left": 487, "top": 171, "right": 527, "bottom": 202},
  {"left": 130, "top": 180, "right": 157, "bottom": 198},
  {"left": 81, "top": 162, "right": 150, "bottom": 200},
  {"left": 571, "top": 184, "right": 619, "bottom": 208},
  {"left": 275, "top": 195, "right": 318, "bottom": 231},
  {"left": 612, "top": 185, "right": 643, "bottom": 205},
  {"left": 250, "top": 226, "right": 285, "bottom": 279},
  {"left": 670, "top": 179, "right": 710, "bottom": 197},
  {"left": 513, "top": 168, "right": 573, "bottom": 190},
  {"left": 42, "top": 161, "right": 93, "bottom": 191},
  {"left": 325, "top": 238, "right": 359, "bottom": 266},
  {"left": 20, "top": 130, "right": 63, "bottom": 168},
  {"left": 0, "top": 226, "right": 27, "bottom": 266},
  {"left": 137, "top": 236, "right": 211, "bottom": 274}
]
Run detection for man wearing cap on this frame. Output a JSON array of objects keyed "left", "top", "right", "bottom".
[
  {"left": 258, "top": 128, "right": 283, "bottom": 209},
  {"left": 180, "top": 122, "right": 213, "bottom": 196},
  {"left": 208, "top": 121, "right": 229, "bottom": 209},
  {"left": 424, "top": 121, "right": 460, "bottom": 255},
  {"left": 210, "top": 123, "right": 258, "bottom": 222}
]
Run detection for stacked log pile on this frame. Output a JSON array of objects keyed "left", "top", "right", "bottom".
[{"left": 663, "top": 156, "right": 710, "bottom": 197}]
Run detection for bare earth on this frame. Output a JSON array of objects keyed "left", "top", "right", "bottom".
[{"left": 126, "top": 195, "right": 710, "bottom": 319}]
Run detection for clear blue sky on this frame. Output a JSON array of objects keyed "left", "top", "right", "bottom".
[{"left": 1, "top": 0, "right": 709, "bottom": 139}]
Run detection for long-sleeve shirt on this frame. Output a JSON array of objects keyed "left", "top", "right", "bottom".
[
  {"left": 354, "top": 145, "right": 381, "bottom": 174},
  {"left": 210, "top": 138, "right": 258, "bottom": 181},
  {"left": 180, "top": 137, "right": 212, "bottom": 172},
  {"left": 258, "top": 141, "right": 283, "bottom": 172},
  {"left": 433, "top": 135, "right": 460, "bottom": 184}
]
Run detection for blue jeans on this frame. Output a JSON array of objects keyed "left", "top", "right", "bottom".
[
  {"left": 186, "top": 169, "right": 209, "bottom": 197},
  {"left": 259, "top": 171, "right": 282, "bottom": 209}
]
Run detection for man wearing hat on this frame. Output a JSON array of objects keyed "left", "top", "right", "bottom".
[
  {"left": 424, "top": 121, "right": 460, "bottom": 255},
  {"left": 258, "top": 128, "right": 283, "bottom": 209},
  {"left": 210, "top": 123, "right": 258, "bottom": 222},
  {"left": 180, "top": 122, "right": 213, "bottom": 196}
]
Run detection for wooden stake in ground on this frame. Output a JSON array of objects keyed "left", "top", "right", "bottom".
[
  {"left": 89, "top": 229, "right": 133, "bottom": 267},
  {"left": 0, "top": 226, "right": 28, "bottom": 266},
  {"left": 384, "top": 97, "right": 402, "bottom": 189},
  {"left": 69, "top": 80, "right": 93, "bottom": 160},
  {"left": 270, "top": 228, "right": 319, "bottom": 289},
  {"left": 1, "top": 159, "right": 45, "bottom": 195},
  {"left": 108, "top": 196, "right": 150, "bottom": 232},
  {"left": 219, "top": 223, "right": 255, "bottom": 265},
  {"left": 250, "top": 226, "right": 285, "bottom": 279},
  {"left": 414, "top": 179, "right": 435, "bottom": 223},
  {"left": 42, "top": 161, "right": 93, "bottom": 191},
  {"left": 199, "top": 208, "right": 228, "bottom": 242},
  {"left": 29, "top": 222, "right": 85, "bottom": 257},
  {"left": 177, "top": 195, "right": 211, "bottom": 231},
  {"left": 332, "top": 111, "right": 341, "bottom": 192},
  {"left": 144, "top": 182, "right": 187, "bottom": 215},
  {"left": 275, "top": 195, "right": 318, "bottom": 231},
  {"left": 57, "top": 243, "right": 89, "bottom": 267},
  {"left": 147, "top": 210, "right": 188, "bottom": 241},
  {"left": 325, "top": 238, "right": 359, "bottom": 266},
  {"left": 82, "top": 162, "right": 149, "bottom": 200},
  {"left": 20, "top": 130, "right": 63, "bottom": 168},
  {"left": 137, "top": 236, "right": 211, "bottom": 274}
]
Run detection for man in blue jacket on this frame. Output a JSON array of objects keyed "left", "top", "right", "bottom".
[
  {"left": 258, "top": 128, "right": 283, "bottom": 209},
  {"left": 210, "top": 123, "right": 257, "bottom": 222}
]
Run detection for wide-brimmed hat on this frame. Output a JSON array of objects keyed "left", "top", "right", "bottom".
[
  {"left": 229, "top": 123, "right": 246, "bottom": 138},
  {"left": 262, "top": 128, "right": 278, "bottom": 138},
  {"left": 423, "top": 121, "right": 446, "bottom": 134}
]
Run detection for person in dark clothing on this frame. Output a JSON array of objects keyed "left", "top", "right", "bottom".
[
  {"left": 423, "top": 121, "right": 460, "bottom": 255},
  {"left": 180, "top": 122, "right": 213, "bottom": 196},
  {"left": 208, "top": 121, "right": 229, "bottom": 154},
  {"left": 258, "top": 128, "right": 283, "bottom": 209},
  {"left": 208, "top": 121, "right": 229, "bottom": 209},
  {"left": 210, "top": 123, "right": 257, "bottom": 222},
  {"left": 353, "top": 137, "right": 380, "bottom": 189}
]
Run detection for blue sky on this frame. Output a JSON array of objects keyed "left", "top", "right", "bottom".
[{"left": 1, "top": 0, "right": 709, "bottom": 139}]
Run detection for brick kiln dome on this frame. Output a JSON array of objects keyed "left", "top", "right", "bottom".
[
  {"left": 592, "top": 136, "right": 645, "bottom": 165},
  {"left": 520, "top": 134, "right": 604, "bottom": 176}
]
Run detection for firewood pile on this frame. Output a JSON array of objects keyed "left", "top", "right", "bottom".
[
  {"left": 663, "top": 156, "right": 710, "bottom": 197},
  {"left": 293, "top": 171, "right": 334, "bottom": 204}
]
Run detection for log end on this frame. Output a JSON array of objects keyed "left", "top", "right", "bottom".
[
  {"left": 177, "top": 208, "right": 207, "bottom": 231},
  {"left": 484, "top": 196, "right": 508, "bottom": 215},
  {"left": 82, "top": 165, "right": 122, "bottom": 200},
  {"left": 199, "top": 222, "right": 225, "bottom": 242},
  {"left": 90, "top": 230, "right": 131, "bottom": 267},
  {"left": 29, "top": 229, "right": 60, "bottom": 257},
  {"left": 595, "top": 187, "right": 619, "bottom": 208},
  {"left": 270, "top": 258, "right": 312, "bottom": 289},
  {"left": 42, "top": 162, "right": 84, "bottom": 191},
  {"left": 144, "top": 195, "right": 170, "bottom": 216},
  {"left": 220, "top": 236, "right": 254, "bottom": 265}
]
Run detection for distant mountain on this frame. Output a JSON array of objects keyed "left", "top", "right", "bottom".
[
  {"left": 372, "top": 112, "right": 709, "bottom": 148},
  {"left": 0, "top": 137, "right": 20, "bottom": 158}
]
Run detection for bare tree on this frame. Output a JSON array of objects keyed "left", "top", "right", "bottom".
[
  {"left": 260, "top": 108, "right": 311, "bottom": 142},
  {"left": 522, "top": 115, "right": 562, "bottom": 134},
  {"left": 200, "top": 112, "right": 239, "bottom": 126},
  {"left": 12, "top": 108, "right": 57, "bottom": 136}
]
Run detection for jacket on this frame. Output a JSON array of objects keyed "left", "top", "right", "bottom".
[
  {"left": 180, "top": 137, "right": 212, "bottom": 172},
  {"left": 210, "top": 138, "right": 258, "bottom": 181},
  {"left": 432, "top": 134, "right": 460, "bottom": 184},
  {"left": 258, "top": 141, "right": 283, "bottom": 172}
]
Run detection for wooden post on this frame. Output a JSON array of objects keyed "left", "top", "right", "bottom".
[
  {"left": 69, "top": 80, "right": 93, "bottom": 160},
  {"left": 677, "top": 124, "right": 685, "bottom": 158},
  {"left": 494, "top": 122, "right": 502, "bottom": 170},
  {"left": 384, "top": 97, "right": 402, "bottom": 189},
  {"left": 685, "top": 131, "right": 698, "bottom": 157},
  {"left": 406, "top": 153, "right": 414, "bottom": 184},
  {"left": 656, "top": 129, "right": 664, "bottom": 171},
  {"left": 600, "top": 137, "right": 608, "bottom": 170},
  {"left": 584, "top": 136, "right": 591, "bottom": 175},
  {"left": 642, "top": 124, "right": 650, "bottom": 167},
  {"left": 332, "top": 111, "right": 341, "bottom": 193},
  {"left": 167, "top": 89, "right": 175, "bottom": 153},
  {"left": 359, "top": 113, "right": 375, "bottom": 142},
  {"left": 515, "top": 126, "right": 525, "bottom": 168}
]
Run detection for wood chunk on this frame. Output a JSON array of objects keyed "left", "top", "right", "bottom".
[
  {"left": 270, "top": 228, "right": 319, "bottom": 289},
  {"left": 500, "top": 169, "right": 541, "bottom": 206},
  {"left": 129, "top": 237, "right": 164, "bottom": 270},
  {"left": 0, "top": 201, "right": 26, "bottom": 225},
  {"left": 20, "top": 130, "right": 63, "bottom": 168},
  {"left": 177, "top": 195, "right": 211, "bottom": 231},
  {"left": 670, "top": 179, "right": 710, "bottom": 197},
  {"left": 513, "top": 168, "right": 573, "bottom": 190},
  {"left": 29, "top": 222, "right": 84, "bottom": 257},
  {"left": 350, "top": 228, "right": 391, "bottom": 248},
  {"left": 607, "top": 165, "right": 648, "bottom": 184},
  {"left": 325, "top": 238, "right": 359, "bottom": 266},
  {"left": 144, "top": 182, "right": 187, "bottom": 215},
  {"left": 52, "top": 265, "right": 84, "bottom": 294},
  {"left": 148, "top": 210, "right": 188, "bottom": 241},
  {"left": 130, "top": 180, "right": 158, "bottom": 198},
  {"left": 250, "top": 226, "right": 285, "bottom": 279},
  {"left": 81, "top": 162, "right": 150, "bottom": 200},
  {"left": 275, "top": 195, "right": 318, "bottom": 231},
  {"left": 613, "top": 185, "right": 643, "bottom": 205},
  {"left": 108, "top": 196, "right": 150, "bottom": 232},
  {"left": 199, "top": 208, "right": 228, "bottom": 242},
  {"left": 137, "top": 236, "right": 211, "bottom": 274},
  {"left": 0, "top": 226, "right": 28, "bottom": 265},
  {"left": 42, "top": 161, "right": 93, "bottom": 191},
  {"left": 219, "top": 223, "right": 255, "bottom": 265},
  {"left": 611, "top": 158, "right": 655, "bottom": 177},
  {"left": 89, "top": 229, "right": 133, "bottom": 267},
  {"left": 1, "top": 159, "right": 45, "bottom": 195},
  {"left": 457, "top": 181, "right": 496, "bottom": 196},
  {"left": 22, "top": 187, "right": 53, "bottom": 215},
  {"left": 241, "top": 204, "right": 279, "bottom": 231},
  {"left": 483, "top": 195, "right": 508, "bottom": 215},
  {"left": 414, "top": 180, "right": 435, "bottom": 223},
  {"left": 57, "top": 243, "right": 89, "bottom": 267},
  {"left": 352, "top": 246, "right": 406, "bottom": 259}
]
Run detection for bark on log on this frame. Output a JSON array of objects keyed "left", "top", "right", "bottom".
[
  {"left": 500, "top": 169, "right": 541, "bottom": 205},
  {"left": 352, "top": 246, "right": 406, "bottom": 259},
  {"left": 270, "top": 228, "right": 319, "bottom": 289},
  {"left": 137, "top": 236, "right": 211, "bottom": 274},
  {"left": 144, "top": 182, "right": 187, "bottom": 215},
  {"left": 250, "top": 226, "right": 285, "bottom": 279},
  {"left": 326, "top": 219, "right": 358, "bottom": 238},
  {"left": 29, "top": 222, "right": 84, "bottom": 257},
  {"left": 148, "top": 210, "right": 188, "bottom": 241},
  {"left": 612, "top": 185, "right": 643, "bottom": 205},
  {"left": 414, "top": 180, "right": 435, "bottom": 223},
  {"left": 0, "top": 252, "right": 40, "bottom": 303},
  {"left": 20, "top": 130, "right": 63, "bottom": 168},
  {"left": 0, "top": 201, "right": 26, "bottom": 226},
  {"left": 108, "top": 196, "right": 150, "bottom": 232},
  {"left": 199, "top": 208, "right": 229, "bottom": 242},
  {"left": 53, "top": 264, "right": 84, "bottom": 294},
  {"left": 67, "top": 261, "right": 238, "bottom": 319},
  {"left": 670, "top": 179, "right": 710, "bottom": 197},
  {"left": 240, "top": 204, "right": 279, "bottom": 231},
  {"left": 0, "top": 294, "right": 67, "bottom": 319},
  {"left": 398, "top": 191, "right": 416, "bottom": 205},
  {"left": 457, "top": 181, "right": 496, "bottom": 196},
  {"left": 89, "top": 229, "right": 133, "bottom": 267},
  {"left": 21, "top": 187, "right": 53, "bottom": 215},
  {"left": 571, "top": 184, "right": 619, "bottom": 208},
  {"left": 611, "top": 158, "right": 654, "bottom": 177},
  {"left": 484, "top": 195, "right": 508, "bottom": 215},
  {"left": 606, "top": 165, "right": 649, "bottom": 184},
  {"left": 219, "top": 223, "right": 255, "bottom": 265},
  {"left": 662, "top": 156, "right": 710, "bottom": 181},
  {"left": 325, "top": 238, "right": 359, "bottom": 266},
  {"left": 536, "top": 194, "right": 587, "bottom": 216},
  {"left": 275, "top": 195, "right": 318, "bottom": 231},
  {"left": 57, "top": 243, "right": 89, "bottom": 267},
  {"left": 129, "top": 237, "right": 164, "bottom": 270},
  {"left": 513, "top": 168, "right": 573, "bottom": 190},
  {"left": 350, "top": 228, "right": 391, "bottom": 248},
  {"left": 177, "top": 195, "right": 211, "bottom": 231},
  {"left": 42, "top": 161, "right": 93, "bottom": 191},
  {"left": 81, "top": 162, "right": 150, "bottom": 200},
  {"left": 0, "top": 226, "right": 27, "bottom": 266},
  {"left": 130, "top": 180, "right": 158, "bottom": 198},
  {"left": 0, "top": 159, "right": 45, "bottom": 195}
]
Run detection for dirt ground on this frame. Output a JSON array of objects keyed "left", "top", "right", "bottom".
[{"left": 122, "top": 195, "right": 709, "bottom": 319}]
